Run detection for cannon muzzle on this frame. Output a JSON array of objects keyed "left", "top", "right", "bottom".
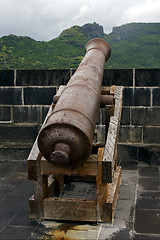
[{"left": 38, "top": 38, "right": 111, "bottom": 167}]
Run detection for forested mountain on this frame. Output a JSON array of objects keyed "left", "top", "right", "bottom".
[{"left": 0, "top": 22, "right": 160, "bottom": 69}]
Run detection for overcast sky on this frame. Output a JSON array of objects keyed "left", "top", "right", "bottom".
[{"left": 0, "top": 0, "right": 160, "bottom": 41}]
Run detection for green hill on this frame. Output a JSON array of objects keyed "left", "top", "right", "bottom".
[
  {"left": 105, "top": 23, "right": 160, "bottom": 68},
  {"left": 0, "top": 22, "right": 160, "bottom": 69}
]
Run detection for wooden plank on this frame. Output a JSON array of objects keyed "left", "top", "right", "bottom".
[
  {"left": 27, "top": 159, "right": 37, "bottom": 181},
  {"left": 41, "top": 155, "right": 98, "bottom": 177},
  {"left": 102, "top": 119, "right": 118, "bottom": 183},
  {"left": 102, "top": 162, "right": 112, "bottom": 183},
  {"left": 114, "top": 147, "right": 118, "bottom": 170},
  {"left": 101, "top": 86, "right": 115, "bottom": 95},
  {"left": 114, "top": 100, "right": 122, "bottom": 120},
  {"left": 114, "top": 86, "right": 123, "bottom": 100},
  {"left": 43, "top": 198, "right": 97, "bottom": 221},
  {"left": 102, "top": 86, "right": 123, "bottom": 183},
  {"left": 48, "top": 175, "right": 56, "bottom": 197},
  {"left": 54, "top": 176, "right": 64, "bottom": 196},
  {"left": 29, "top": 195, "right": 39, "bottom": 219},
  {"left": 101, "top": 86, "right": 112, "bottom": 95},
  {"left": 28, "top": 85, "right": 123, "bottom": 223},
  {"left": 34, "top": 157, "right": 48, "bottom": 219},
  {"left": 112, "top": 86, "right": 123, "bottom": 171},
  {"left": 27, "top": 104, "right": 53, "bottom": 162},
  {"left": 105, "top": 105, "right": 114, "bottom": 131},
  {"left": 110, "top": 85, "right": 115, "bottom": 95},
  {"left": 93, "top": 125, "right": 106, "bottom": 147},
  {"left": 107, "top": 166, "right": 121, "bottom": 204},
  {"left": 30, "top": 167, "right": 121, "bottom": 222},
  {"left": 114, "top": 86, "right": 123, "bottom": 124},
  {"left": 96, "top": 148, "right": 108, "bottom": 221},
  {"left": 27, "top": 140, "right": 42, "bottom": 162},
  {"left": 101, "top": 166, "right": 121, "bottom": 222}
]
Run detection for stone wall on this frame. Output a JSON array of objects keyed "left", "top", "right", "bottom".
[
  {"left": 119, "top": 69, "right": 160, "bottom": 147},
  {"left": 0, "top": 69, "right": 160, "bottom": 163},
  {"left": 0, "top": 70, "right": 70, "bottom": 147}
]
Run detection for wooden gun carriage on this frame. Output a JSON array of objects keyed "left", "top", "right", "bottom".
[{"left": 27, "top": 38, "right": 123, "bottom": 222}]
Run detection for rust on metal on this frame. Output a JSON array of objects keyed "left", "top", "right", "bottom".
[
  {"left": 38, "top": 38, "right": 111, "bottom": 168},
  {"left": 100, "top": 95, "right": 114, "bottom": 106}
]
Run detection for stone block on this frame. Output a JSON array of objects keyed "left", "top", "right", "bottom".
[
  {"left": 131, "top": 107, "right": 160, "bottom": 126},
  {"left": 24, "top": 87, "right": 56, "bottom": 105},
  {"left": 133, "top": 234, "right": 160, "bottom": 240},
  {"left": 0, "top": 161, "right": 24, "bottom": 179},
  {"left": 0, "top": 70, "right": 14, "bottom": 86},
  {"left": 0, "top": 106, "right": 11, "bottom": 121},
  {"left": 123, "top": 87, "right": 151, "bottom": 106},
  {"left": 110, "top": 226, "right": 134, "bottom": 240},
  {"left": 0, "top": 222, "right": 36, "bottom": 240},
  {"left": 136, "top": 198, "right": 160, "bottom": 210},
  {"left": 119, "top": 126, "right": 142, "bottom": 143},
  {"left": 99, "top": 222, "right": 131, "bottom": 240},
  {"left": 115, "top": 199, "right": 135, "bottom": 221},
  {"left": 0, "top": 148, "right": 30, "bottom": 161},
  {"left": 138, "top": 178, "right": 160, "bottom": 191},
  {"left": 153, "top": 88, "right": 160, "bottom": 106},
  {"left": 137, "top": 147, "right": 150, "bottom": 164},
  {"left": 103, "top": 69, "right": 133, "bottom": 86},
  {"left": 118, "top": 182, "right": 137, "bottom": 202},
  {"left": 137, "top": 191, "right": 160, "bottom": 200},
  {"left": 135, "top": 209, "right": 160, "bottom": 234},
  {"left": 139, "top": 166, "right": 159, "bottom": 178},
  {"left": 9, "top": 206, "right": 38, "bottom": 227},
  {"left": 0, "top": 87, "right": 22, "bottom": 105},
  {"left": 120, "top": 107, "right": 130, "bottom": 125},
  {"left": 143, "top": 127, "right": 160, "bottom": 143},
  {"left": 149, "top": 151, "right": 160, "bottom": 165},
  {"left": 120, "top": 159, "right": 138, "bottom": 170},
  {"left": 0, "top": 124, "right": 38, "bottom": 143},
  {"left": 12, "top": 106, "right": 40, "bottom": 123},
  {"left": 135, "top": 69, "right": 160, "bottom": 86},
  {"left": 16, "top": 69, "right": 70, "bottom": 86},
  {"left": 117, "top": 144, "right": 138, "bottom": 162}
]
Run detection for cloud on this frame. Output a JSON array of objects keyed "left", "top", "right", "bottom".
[
  {"left": 72, "top": 5, "right": 95, "bottom": 21},
  {"left": 0, "top": 0, "right": 160, "bottom": 41},
  {"left": 121, "top": 0, "right": 160, "bottom": 23}
]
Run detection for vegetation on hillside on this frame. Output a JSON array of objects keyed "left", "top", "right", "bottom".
[{"left": 0, "top": 22, "right": 160, "bottom": 69}]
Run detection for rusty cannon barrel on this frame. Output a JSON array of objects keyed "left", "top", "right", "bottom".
[{"left": 38, "top": 38, "right": 111, "bottom": 168}]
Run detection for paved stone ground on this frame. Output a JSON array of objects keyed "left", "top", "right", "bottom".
[{"left": 0, "top": 149, "right": 160, "bottom": 240}]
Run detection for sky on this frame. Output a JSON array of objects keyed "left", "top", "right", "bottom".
[{"left": 0, "top": 0, "right": 160, "bottom": 41}]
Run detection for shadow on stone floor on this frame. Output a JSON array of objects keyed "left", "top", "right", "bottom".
[{"left": 0, "top": 149, "right": 160, "bottom": 240}]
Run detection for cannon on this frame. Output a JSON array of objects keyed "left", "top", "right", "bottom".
[
  {"left": 38, "top": 38, "right": 111, "bottom": 168},
  {"left": 28, "top": 38, "right": 123, "bottom": 222}
]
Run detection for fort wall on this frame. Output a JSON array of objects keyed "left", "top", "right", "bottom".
[{"left": 0, "top": 69, "right": 160, "bottom": 163}]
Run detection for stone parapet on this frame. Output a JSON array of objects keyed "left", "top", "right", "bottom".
[{"left": 0, "top": 69, "right": 160, "bottom": 155}]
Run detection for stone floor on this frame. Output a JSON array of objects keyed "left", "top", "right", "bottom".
[{"left": 0, "top": 148, "right": 160, "bottom": 240}]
